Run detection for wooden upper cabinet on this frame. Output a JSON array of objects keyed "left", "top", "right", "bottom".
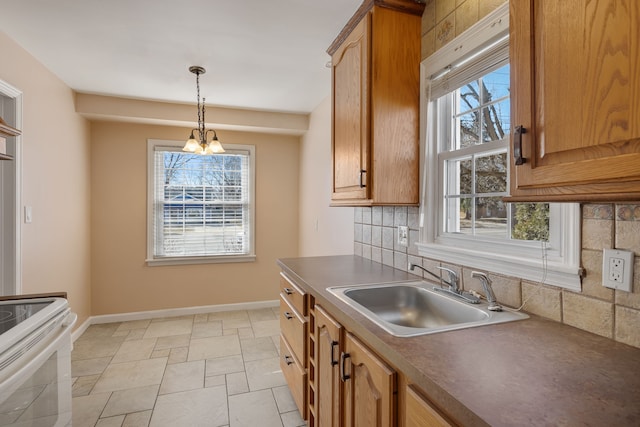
[
  {"left": 509, "top": 0, "right": 640, "bottom": 201},
  {"left": 329, "top": 0, "right": 423, "bottom": 206}
]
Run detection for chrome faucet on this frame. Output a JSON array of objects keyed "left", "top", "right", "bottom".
[
  {"left": 471, "top": 271, "right": 502, "bottom": 311},
  {"left": 409, "top": 263, "right": 479, "bottom": 304}
]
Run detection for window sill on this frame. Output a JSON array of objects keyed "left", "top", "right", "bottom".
[
  {"left": 146, "top": 254, "right": 256, "bottom": 267},
  {"left": 415, "top": 242, "right": 582, "bottom": 291}
]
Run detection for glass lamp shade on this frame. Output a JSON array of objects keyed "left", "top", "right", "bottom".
[
  {"left": 183, "top": 133, "right": 201, "bottom": 152},
  {"left": 208, "top": 136, "right": 225, "bottom": 154}
]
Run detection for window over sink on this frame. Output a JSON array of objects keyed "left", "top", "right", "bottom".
[
  {"left": 146, "top": 140, "right": 255, "bottom": 266},
  {"left": 417, "top": 4, "right": 581, "bottom": 290}
]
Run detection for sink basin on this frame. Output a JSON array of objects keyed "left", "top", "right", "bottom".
[{"left": 327, "top": 281, "right": 528, "bottom": 337}]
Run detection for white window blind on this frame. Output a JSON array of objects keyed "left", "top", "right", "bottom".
[{"left": 147, "top": 141, "right": 255, "bottom": 265}]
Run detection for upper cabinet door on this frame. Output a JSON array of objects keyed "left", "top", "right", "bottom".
[
  {"left": 331, "top": 16, "right": 370, "bottom": 203},
  {"left": 510, "top": 0, "right": 640, "bottom": 201}
]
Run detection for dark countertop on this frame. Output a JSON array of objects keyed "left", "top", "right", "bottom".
[{"left": 278, "top": 255, "right": 640, "bottom": 427}]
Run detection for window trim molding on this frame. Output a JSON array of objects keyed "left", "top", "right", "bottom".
[
  {"left": 417, "top": 3, "right": 582, "bottom": 291},
  {"left": 145, "top": 139, "right": 256, "bottom": 266}
]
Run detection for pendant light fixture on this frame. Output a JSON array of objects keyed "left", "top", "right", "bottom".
[{"left": 182, "top": 66, "right": 225, "bottom": 155}]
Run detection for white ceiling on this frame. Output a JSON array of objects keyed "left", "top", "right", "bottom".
[{"left": 0, "top": 0, "right": 363, "bottom": 113}]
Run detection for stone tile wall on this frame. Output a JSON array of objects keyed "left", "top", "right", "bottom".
[{"left": 354, "top": 204, "right": 640, "bottom": 349}]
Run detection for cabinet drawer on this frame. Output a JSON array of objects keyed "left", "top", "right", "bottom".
[
  {"left": 280, "top": 335, "right": 307, "bottom": 419},
  {"left": 280, "top": 295, "right": 307, "bottom": 364},
  {"left": 280, "top": 273, "right": 307, "bottom": 316}
]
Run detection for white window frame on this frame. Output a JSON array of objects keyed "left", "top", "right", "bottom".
[
  {"left": 146, "top": 139, "right": 256, "bottom": 266},
  {"left": 417, "top": 3, "right": 582, "bottom": 291}
]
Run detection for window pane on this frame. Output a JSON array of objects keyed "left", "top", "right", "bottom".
[
  {"left": 475, "top": 153, "right": 507, "bottom": 193},
  {"left": 481, "top": 99, "right": 510, "bottom": 142},
  {"left": 446, "top": 158, "right": 472, "bottom": 195},
  {"left": 457, "top": 80, "right": 480, "bottom": 113},
  {"left": 153, "top": 148, "right": 251, "bottom": 258},
  {"left": 481, "top": 64, "right": 510, "bottom": 102},
  {"left": 457, "top": 111, "right": 480, "bottom": 148},
  {"left": 475, "top": 197, "right": 507, "bottom": 238},
  {"left": 510, "top": 203, "right": 550, "bottom": 242}
]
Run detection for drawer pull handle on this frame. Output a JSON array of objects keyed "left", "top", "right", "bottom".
[
  {"left": 340, "top": 352, "right": 351, "bottom": 382},
  {"left": 284, "top": 312, "right": 293, "bottom": 320},
  {"left": 330, "top": 341, "right": 339, "bottom": 366},
  {"left": 514, "top": 125, "right": 527, "bottom": 165},
  {"left": 284, "top": 355, "right": 294, "bottom": 366},
  {"left": 283, "top": 287, "right": 294, "bottom": 295}
]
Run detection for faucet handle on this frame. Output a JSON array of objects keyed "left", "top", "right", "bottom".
[
  {"left": 437, "top": 267, "right": 459, "bottom": 291},
  {"left": 471, "top": 271, "right": 502, "bottom": 311}
]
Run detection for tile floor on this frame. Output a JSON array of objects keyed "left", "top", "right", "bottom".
[{"left": 71, "top": 307, "right": 306, "bottom": 427}]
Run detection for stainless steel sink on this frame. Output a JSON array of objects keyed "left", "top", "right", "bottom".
[{"left": 327, "top": 281, "right": 528, "bottom": 337}]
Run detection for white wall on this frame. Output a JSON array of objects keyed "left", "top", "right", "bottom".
[{"left": 299, "top": 96, "right": 353, "bottom": 256}]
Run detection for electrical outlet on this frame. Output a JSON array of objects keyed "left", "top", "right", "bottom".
[
  {"left": 397, "top": 226, "right": 408, "bottom": 247},
  {"left": 602, "top": 249, "right": 634, "bottom": 292}
]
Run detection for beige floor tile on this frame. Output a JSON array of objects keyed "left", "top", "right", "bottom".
[
  {"left": 206, "top": 355, "right": 245, "bottom": 376},
  {"left": 159, "top": 360, "right": 205, "bottom": 395},
  {"left": 272, "top": 385, "right": 297, "bottom": 413},
  {"left": 143, "top": 319, "right": 193, "bottom": 339},
  {"left": 271, "top": 335, "right": 280, "bottom": 355},
  {"left": 72, "top": 356, "right": 112, "bottom": 377},
  {"left": 251, "top": 320, "right": 280, "bottom": 338},
  {"left": 151, "top": 315, "right": 194, "bottom": 323},
  {"left": 92, "top": 358, "right": 167, "bottom": 394},
  {"left": 238, "top": 327, "right": 255, "bottom": 339},
  {"left": 167, "top": 347, "right": 188, "bottom": 364},
  {"left": 151, "top": 349, "right": 170, "bottom": 358},
  {"left": 124, "top": 329, "right": 147, "bottom": 341},
  {"left": 223, "top": 318, "right": 252, "bottom": 329},
  {"left": 226, "top": 372, "right": 249, "bottom": 395},
  {"left": 154, "top": 334, "right": 190, "bottom": 350},
  {"left": 205, "top": 375, "right": 226, "bottom": 388},
  {"left": 78, "top": 324, "right": 122, "bottom": 340},
  {"left": 228, "top": 389, "right": 282, "bottom": 427},
  {"left": 111, "top": 338, "right": 157, "bottom": 364},
  {"left": 208, "top": 310, "right": 249, "bottom": 321},
  {"left": 123, "top": 410, "right": 152, "bottom": 427},
  {"left": 102, "top": 384, "right": 159, "bottom": 417},
  {"left": 194, "top": 313, "right": 209, "bottom": 323},
  {"left": 248, "top": 308, "right": 278, "bottom": 322},
  {"left": 72, "top": 392, "right": 111, "bottom": 427},
  {"left": 116, "top": 319, "right": 151, "bottom": 331},
  {"left": 150, "top": 386, "right": 228, "bottom": 427},
  {"left": 71, "top": 337, "right": 124, "bottom": 361},
  {"left": 245, "top": 357, "right": 287, "bottom": 391},
  {"left": 281, "top": 410, "right": 306, "bottom": 427},
  {"left": 191, "top": 320, "right": 223, "bottom": 338},
  {"left": 187, "top": 335, "right": 241, "bottom": 361},
  {"left": 223, "top": 328, "right": 238, "bottom": 336},
  {"left": 240, "top": 337, "right": 278, "bottom": 361},
  {"left": 96, "top": 415, "right": 126, "bottom": 427},
  {"left": 72, "top": 374, "right": 100, "bottom": 397}
]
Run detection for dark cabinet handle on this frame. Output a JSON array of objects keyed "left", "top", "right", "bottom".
[
  {"left": 340, "top": 352, "right": 351, "bottom": 382},
  {"left": 284, "top": 312, "right": 293, "bottom": 320},
  {"left": 283, "top": 287, "right": 294, "bottom": 295},
  {"left": 284, "top": 355, "right": 294, "bottom": 366},
  {"left": 514, "top": 125, "right": 527, "bottom": 165},
  {"left": 359, "top": 169, "right": 366, "bottom": 188},
  {"left": 330, "top": 341, "right": 339, "bottom": 366}
]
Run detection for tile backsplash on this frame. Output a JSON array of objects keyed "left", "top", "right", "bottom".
[{"left": 354, "top": 204, "right": 640, "bottom": 349}]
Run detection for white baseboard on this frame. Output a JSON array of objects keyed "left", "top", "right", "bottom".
[{"left": 72, "top": 299, "right": 278, "bottom": 341}]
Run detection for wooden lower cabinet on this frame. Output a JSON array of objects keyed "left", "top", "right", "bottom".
[
  {"left": 304, "top": 300, "right": 454, "bottom": 427},
  {"left": 342, "top": 332, "right": 396, "bottom": 427},
  {"left": 404, "top": 384, "right": 454, "bottom": 427},
  {"left": 314, "top": 305, "right": 343, "bottom": 427},
  {"left": 280, "top": 336, "right": 307, "bottom": 417}
]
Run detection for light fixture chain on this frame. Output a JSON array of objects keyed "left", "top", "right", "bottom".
[{"left": 196, "top": 71, "right": 203, "bottom": 143}]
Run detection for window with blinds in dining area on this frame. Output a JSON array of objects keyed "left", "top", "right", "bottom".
[{"left": 146, "top": 140, "right": 255, "bottom": 265}]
